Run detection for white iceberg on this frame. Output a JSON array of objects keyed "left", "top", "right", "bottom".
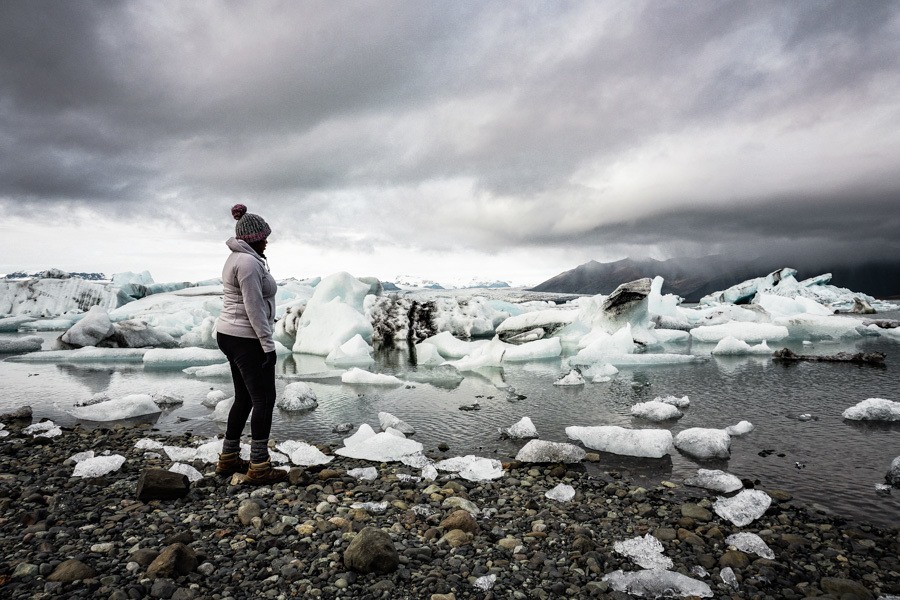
[
  {"left": 293, "top": 298, "right": 373, "bottom": 356},
  {"left": 725, "top": 532, "right": 775, "bottom": 559},
  {"left": 656, "top": 395, "right": 690, "bottom": 408},
  {"left": 603, "top": 569, "right": 712, "bottom": 598},
  {"left": 566, "top": 426, "right": 673, "bottom": 458},
  {"left": 8, "top": 347, "right": 147, "bottom": 363},
  {"left": 842, "top": 398, "right": 900, "bottom": 421},
  {"left": 554, "top": 369, "right": 585, "bottom": 386},
  {"left": 674, "top": 428, "right": 731, "bottom": 460},
  {"left": 773, "top": 314, "right": 864, "bottom": 340},
  {"left": 583, "top": 363, "right": 619, "bottom": 381},
  {"left": 413, "top": 342, "right": 445, "bottom": 366},
  {"left": 684, "top": 469, "right": 743, "bottom": 494},
  {"left": 711, "top": 337, "right": 772, "bottom": 356},
  {"left": 325, "top": 334, "right": 374, "bottom": 366},
  {"left": 421, "top": 331, "right": 488, "bottom": 359},
  {"left": 143, "top": 348, "right": 225, "bottom": 368},
  {"left": 203, "top": 390, "right": 228, "bottom": 408},
  {"left": 70, "top": 394, "right": 161, "bottom": 421},
  {"left": 690, "top": 322, "right": 789, "bottom": 344},
  {"left": 341, "top": 368, "right": 403, "bottom": 385},
  {"left": 714, "top": 489, "right": 772, "bottom": 526},
  {"left": 0, "top": 335, "right": 43, "bottom": 353},
  {"left": 515, "top": 439, "right": 585, "bottom": 463},
  {"left": 592, "top": 354, "right": 707, "bottom": 367},
  {"left": 277, "top": 382, "right": 318, "bottom": 411},
  {"left": 183, "top": 362, "right": 232, "bottom": 378},
  {"left": 378, "top": 411, "right": 415, "bottom": 435},
  {"left": 545, "top": 483, "right": 575, "bottom": 502},
  {"left": 726, "top": 421, "right": 754, "bottom": 436},
  {"left": 614, "top": 533, "right": 674, "bottom": 570},
  {"left": 276, "top": 440, "right": 333, "bottom": 466},
  {"left": 169, "top": 463, "right": 203, "bottom": 483},
  {"left": 503, "top": 416, "right": 538, "bottom": 439},
  {"left": 631, "top": 401, "right": 683, "bottom": 421},
  {"left": 72, "top": 454, "right": 126, "bottom": 478}
]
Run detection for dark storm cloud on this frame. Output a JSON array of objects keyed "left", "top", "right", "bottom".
[{"left": 1, "top": 0, "right": 899, "bottom": 267}]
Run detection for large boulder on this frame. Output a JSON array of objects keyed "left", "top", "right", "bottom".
[
  {"left": 136, "top": 468, "right": 190, "bottom": 501},
  {"left": 146, "top": 543, "right": 198, "bottom": 578},
  {"left": 46, "top": 559, "right": 96, "bottom": 582},
  {"left": 343, "top": 527, "right": 399, "bottom": 574}
]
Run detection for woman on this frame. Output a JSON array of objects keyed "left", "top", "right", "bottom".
[{"left": 214, "top": 204, "right": 287, "bottom": 485}]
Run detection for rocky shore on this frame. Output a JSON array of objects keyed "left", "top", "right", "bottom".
[{"left": 0, "top": 418, "right": 897, "bottom": 600}]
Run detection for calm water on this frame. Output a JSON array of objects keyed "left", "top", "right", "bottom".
[{"left": 1, "top": 316, "right": 898, "bottom": 527}]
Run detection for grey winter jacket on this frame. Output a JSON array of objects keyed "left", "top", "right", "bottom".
[{"left": 215, "top": 238, "right": 277, "bottom": 352}]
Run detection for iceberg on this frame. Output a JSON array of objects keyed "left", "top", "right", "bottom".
[
  {"left": 886, "top": 456, "right": 900, "bottom": 487},
  {"left": 603, "top": 569, "right": 712, "bottom": 598},
  {"left": 674, "top": 428, "right": 731, "bottom": 460},
  {"left": 0, "top": 335, "right": 43, "bottom": 353},
  {"left": 656, "top": 395, "right": 690, "bottom": 408},
  {"left": 0, "top": 315, "right": 37, "bottom": 331},
  {"left": 109, "top": 319, "right": 178, "bottom": 348},
  {"left": 571, "top": 324, "right": 637, "bottom": 364},
  {"left": 143, "top": 348, "right": 225, "bottom": 368},
  {"left": 277, "top": 382, "right": 318, "bottom": 411},
  {"left": 515, "top": 439, "right": 585, "bottom": 463},
  {"left": 378, "top": 411, "right": 415, "bottom": 435},
  {"left": 631, "top": 401, "right": 683, "bottom": 421},
  {"left": 334, "top": 431, "right": 423, "bottom": 462},
  {"left": 325, "top": 333, "right": 374, "bottom": 366},
  {"left": 502, "top": 416, "right": 538, "bottom": 439},
  {"left": 341, "top": 368, "right": 403, "bottom": 385},
  {"left": 583, "top": 362, "right": 618, "bottom": 381},
  {"left": 70, "top": 394, "right": 162, "bottom": 421},
  {"left": 495, "top": 308, "right": 578, "bottom": 341},
  {"left": 842, "top": 398, "right": 900, "bottom": 422},
  {"left": 183, "top": 362, "right": 232, "bottom": 378},
  {"left": 713, "top": 489, "right": 772, "bottom": 526},
  {"left": 448, "top": 336, "right": 561, "bottom": 371},
  {"left": 18, "top": 318, "right": 77, "bottom": 331},
  {"left": 725, "top": 532, "right": 775, "bottom": 559},
  {"left": 755, "top": 293, "right": 833, "bottom": 318},
  {"left": 545, "top": 483, "right": 575, "bottom": 502},
  {"left": 726, "top": 421, "right": 754, "bottom": 436},
  {"left": 590, "top": 354, "right": 707, "bottom": 367},
  {"left": 8, "top": 347, "right": 148, "bottom": 363},
  {"left": 614, "top": 533, "right": 673, "bottom": 570},
  {"left": 60, "top": 305, "right": 114, "bottom": 347},
  {"left": 413, "top": 342, "right": 445, "bottom": 366},
  {"left": 435, "top": 455, "right": 504, "bottom": 481},
  {"left": 420, "top": 331, "right": 487, "bottom": 359},
  {"left": 690, "top": 322, "right": 789, "bottom": 344},
  {"left": 773, "top": 314, "right": 865, "bottom": 340},
  {"left": 711, "top": 337, "right": 772, "bottom": 356},
  {"left": 72, "top": 454, "right": 127, "bottom": 478},
  {"left": 566, "top": 425, "right": 673, "bottom": 458},
  {"left": 0, "top": 276, "right": 119, "bottom": 318},
  {"left": 684, "top": 469, "right": 743, "bottom": 493},
  {"left": 554, "top": 369, "right": 585, "bottom": 386}
]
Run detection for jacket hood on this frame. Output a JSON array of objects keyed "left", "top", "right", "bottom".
[{"left": 226, "top": 237, "right": 261, "bottom": 256}]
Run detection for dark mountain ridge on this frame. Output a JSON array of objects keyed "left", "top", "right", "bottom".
[{"left": 529, "top": 257, "right": 900, "bottom": 301}]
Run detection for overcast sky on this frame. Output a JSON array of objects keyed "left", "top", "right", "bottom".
[{"left": 2, "top": 1, "right": 898, "bottom": 285}]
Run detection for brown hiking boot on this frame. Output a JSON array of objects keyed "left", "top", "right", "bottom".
[
  {"left": 216, "top": 452, "right": 250, "bottom": 477},
  {"left": 246, "top": 460, "right": 288, "bottom": 485}
]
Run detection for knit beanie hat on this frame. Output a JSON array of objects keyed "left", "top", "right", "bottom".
[{"left": 231, "top": 204, "right": 271, "bottom": 242}]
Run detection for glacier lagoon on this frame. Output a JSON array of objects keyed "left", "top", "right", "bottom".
[{"left": 1, "top": 316, "right": 898, "bottom": 528}]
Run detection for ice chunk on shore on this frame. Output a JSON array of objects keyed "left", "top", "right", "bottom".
[
  {"left": 684, "top": 469, "right": 743, "bottom": 493},
  {"left": 842, "top": 398, "right": 900, "bottom": 421},
  {"left": 566, "top": 426, "right": 673, "bottom": 458},
  {"left": 169, "top": 463, "right": 203, "bottom": 483},
  {"left": 503, "top": 417, "right": 538, "bottom": 439},
  {"left": 554, "top": 369, "right": 585, "bottom": 386},
  {"left": 515, "top": 439, "right": 585, "bottom": 463},
  {"left": 325, "top": 334, "right": 374, "bottom": 366},
  {"left": 276, "top": 440, "right": 333, "bottom": 466},
  {"left": 603, "top": 569, "right": 713, "bottom": 598},
  {"left": 348, "top": 467, "right": 378, "bottom": 480},
  {"left": 342, "top": 423, "right": 377, "bottom": 447},
  {"left": 545, "top": 483, "right": 575, "bottom": 502},
  {"left": 334, "top": 432, "right": 423, "bottom": 462},
  {"left": 135, "top": 438, "right": 165, "bottom": 451},
  {"left": 631, "top": 401, "right": 683, "bottom": 421},
  {"left": 72, "top": 454, "right": 126, "bottom": 478},
  {"left": 277, "top": 382, "right": 318, "bottom": 411},
  {"left": 690, "top": 322, "right": 789, "bottom": 344},
  {"left": 721, "top": 566, "right": 738, "bottom": 589},
  {"left": 435, "top": 455, "right": 504, "bottom": 481},
  {"left": 614, "top": 533, "right": 673, "bottom": 570},
  {"left": 674, "top": 428, "right": 731, "bottom": 460},
  {"left": 342, "top": 368, "right": 403, "bottom": 385},
  {"left": 726, "top": 421, "right": 754, "bottom": 436},
  {"left": 163, "top": 445, "right": 198, "bottom": 462},
  {"left": 0, "top": 335, "right": 43, "bottom": 353},
  {"left": 144, "top": 348, "right": 225, "bottom": 368},
  {"left": 24, "top": 420, "right": 62, "bottom": 438},
  {"left": 712, "top": 337, "right": 772, "bottom": 356},
  {"left": 70, "top": 394, "right": 161, "bottom": 421},
  {"left": 725, "top": 532, "right": 775, "bottom": 559},
  {"left": 379, "top": 411, "right": 415, "bottom": 435},
  {"left": 714, "top": 489, "right": 772, "bottom": 526}
]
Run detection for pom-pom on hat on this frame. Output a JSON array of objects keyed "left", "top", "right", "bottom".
[{"left": 231, "top": 204, "right": 271, "bottom": 242}]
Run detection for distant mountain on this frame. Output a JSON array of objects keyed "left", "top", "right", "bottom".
[
  {"left": 529, "top": 257, "right": 900, "bottom": 301},
  {"left": 3, "top": 269, "right": 106, "bottom": 281}
]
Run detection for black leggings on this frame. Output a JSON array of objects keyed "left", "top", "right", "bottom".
[{"left": 216, "top": 332, "right": 276, "bottom": 442}]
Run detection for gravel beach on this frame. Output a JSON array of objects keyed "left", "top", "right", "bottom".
[{"left": 1, "top": 417, "right": 897, "bottom": 600}]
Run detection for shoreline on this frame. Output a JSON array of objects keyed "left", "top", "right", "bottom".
[{"left": 1, "top": 420, "right": 898, "bottom": 600}]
